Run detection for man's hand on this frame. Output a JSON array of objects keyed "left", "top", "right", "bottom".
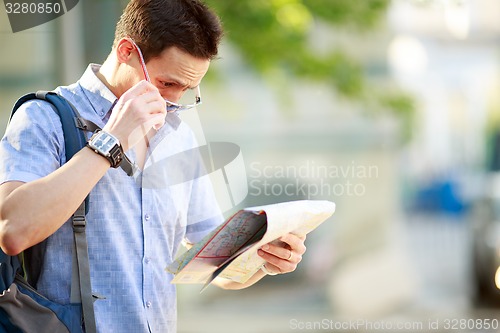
[
  {"left": 103, "top": 80, "right": 166, "bottom": 151},
  {"left": 212, "top": 233, "right": 307, "bottom": 290},
  {"left": 258, "top": 233, "right": 307, "bottom": 275}
]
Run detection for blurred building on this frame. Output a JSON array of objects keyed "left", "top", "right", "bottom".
[{"left": 388, "top": 0, "right": 500, "bottom": 213}]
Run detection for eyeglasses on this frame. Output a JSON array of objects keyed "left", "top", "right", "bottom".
[{"left": 128, "top": 38, "right": 202, "bottom": 113}]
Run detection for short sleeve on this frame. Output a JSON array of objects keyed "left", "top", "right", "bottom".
[{"left": 0, "top": 100, "right": 64, "bottom": 184}]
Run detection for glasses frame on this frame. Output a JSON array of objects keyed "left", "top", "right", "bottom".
[{"left": 128, "top": 38, "right": 202, "bottom": 113}]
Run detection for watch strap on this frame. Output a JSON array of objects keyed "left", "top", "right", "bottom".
[
  {"left": 108, "top": 144, "right": 123, "bottom": 168},
  {"left": 120, "top": 155, "right": 138, "bottom": 177}
]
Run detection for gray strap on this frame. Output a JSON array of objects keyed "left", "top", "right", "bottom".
[
  {"left": 70, "top": 244, "right": 80, "bottom": 303},
  {"left": 74, "top": 117, "right": 100, "bottom": 133},
  {"left": 72, "top": 202, "right": 97, "bottom": 333}
]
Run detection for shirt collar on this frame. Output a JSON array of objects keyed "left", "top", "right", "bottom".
[{"left": 78, "top": 64, "right": 118, "bottom": 120}]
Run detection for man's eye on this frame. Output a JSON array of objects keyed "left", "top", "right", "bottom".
[{"left": 161, "top": 82, "right": 175, "bottom": 88}]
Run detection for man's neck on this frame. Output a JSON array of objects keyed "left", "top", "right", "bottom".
[{"left": 96, "top": 58, "right": 127, "bottom": 98}]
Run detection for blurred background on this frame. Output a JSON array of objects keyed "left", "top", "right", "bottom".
[{"left": 1, "top": 0, "right": 500, "bottom": 332}]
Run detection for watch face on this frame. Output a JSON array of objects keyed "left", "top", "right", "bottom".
[{"left": 92, "top": 132, "right": 118, "bottom": 154}]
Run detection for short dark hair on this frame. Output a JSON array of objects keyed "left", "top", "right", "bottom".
[{"left": 114, "top": 0, "right": 223, "bottom": 62}]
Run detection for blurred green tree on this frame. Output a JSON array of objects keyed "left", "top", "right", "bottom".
[{"left": 205, "top": 0, "right": 414, "bottom": 139}]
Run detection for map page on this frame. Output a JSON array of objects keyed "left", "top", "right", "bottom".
[{"left": 166, "top": 200, "right": 335, "bottom": 286}]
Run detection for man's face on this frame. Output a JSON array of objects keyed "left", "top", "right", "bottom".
[{"left": 139, "top": 46, "right": 210, "bottom": 106}]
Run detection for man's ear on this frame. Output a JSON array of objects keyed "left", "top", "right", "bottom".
[{"left": 115, "top": 38, "right": 135, "bottom": 64}]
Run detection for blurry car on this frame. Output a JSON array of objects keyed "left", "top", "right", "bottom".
[{"left": 471, "top": 131, "right": 500, "bottom": 307}]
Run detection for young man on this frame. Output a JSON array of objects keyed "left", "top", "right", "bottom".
[{"left": 0, "top": 0, "right": 306, "bottom": 331}]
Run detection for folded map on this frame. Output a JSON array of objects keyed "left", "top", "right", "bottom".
[{"left": 166, "top": 200, "right": 335, "bottom": 288}]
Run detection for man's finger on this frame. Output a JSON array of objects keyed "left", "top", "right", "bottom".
[
  {"left": 133, "top": 95, "right": 166, "bottom": 114},
  {"left": 136, "top": 90, "right": 164, "bottom": 104},
  {"left": 144, "top": 113, "right": 167, "bottom": 131},
  {"left": 260, "top": 243, "right": 292, "bottom": 261},
  {"left": 121, "top": 80, "right": 159, "bottom": 100},
  {"left": 280, "top": 233, "right": 306, "bottom": 254}
]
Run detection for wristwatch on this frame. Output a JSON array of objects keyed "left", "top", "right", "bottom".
[{"left": 86, "top": 130, "right": 124, "bottom": 168}]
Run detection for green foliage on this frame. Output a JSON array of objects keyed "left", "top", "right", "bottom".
[
  {"left": 302, "top": 0, "right": 390, "bottom": 28},
  {"left": 378, "top": 91, "right": 416, "bottom": 141},
  {"left": 206, "top": 0, "right": 384, "bottom": 92},
  {"left": 205, "top": 0, "right": 415, "bottom": 138}
]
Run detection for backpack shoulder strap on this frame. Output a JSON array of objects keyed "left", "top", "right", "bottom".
[
  {"left": 11, "top": 91, "right": 97, "bottom": 333},
  {"left": 36, "top": 91, "right": 89, "bottom": 161},
  {"left": 11, "top": 91, "right": 92, "bottom": 210}
]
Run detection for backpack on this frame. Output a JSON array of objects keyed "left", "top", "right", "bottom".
[{"left": 0, "top": 91, "right": 102, "bottom": 333}]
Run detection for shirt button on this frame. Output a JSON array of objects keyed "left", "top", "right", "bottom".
[
  {"left": 144, "top": 214, "right": 150, "bottom": 221},
  {"left": 145, "top": 257, "right": 151, "bottom": 264},
  {"left": 146, "top": 301, "right": 152, "bottom": 308}
]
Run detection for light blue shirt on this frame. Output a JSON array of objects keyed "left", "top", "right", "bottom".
[{"left": 0, "top": 64, "right": 223, "bottom": 332}]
